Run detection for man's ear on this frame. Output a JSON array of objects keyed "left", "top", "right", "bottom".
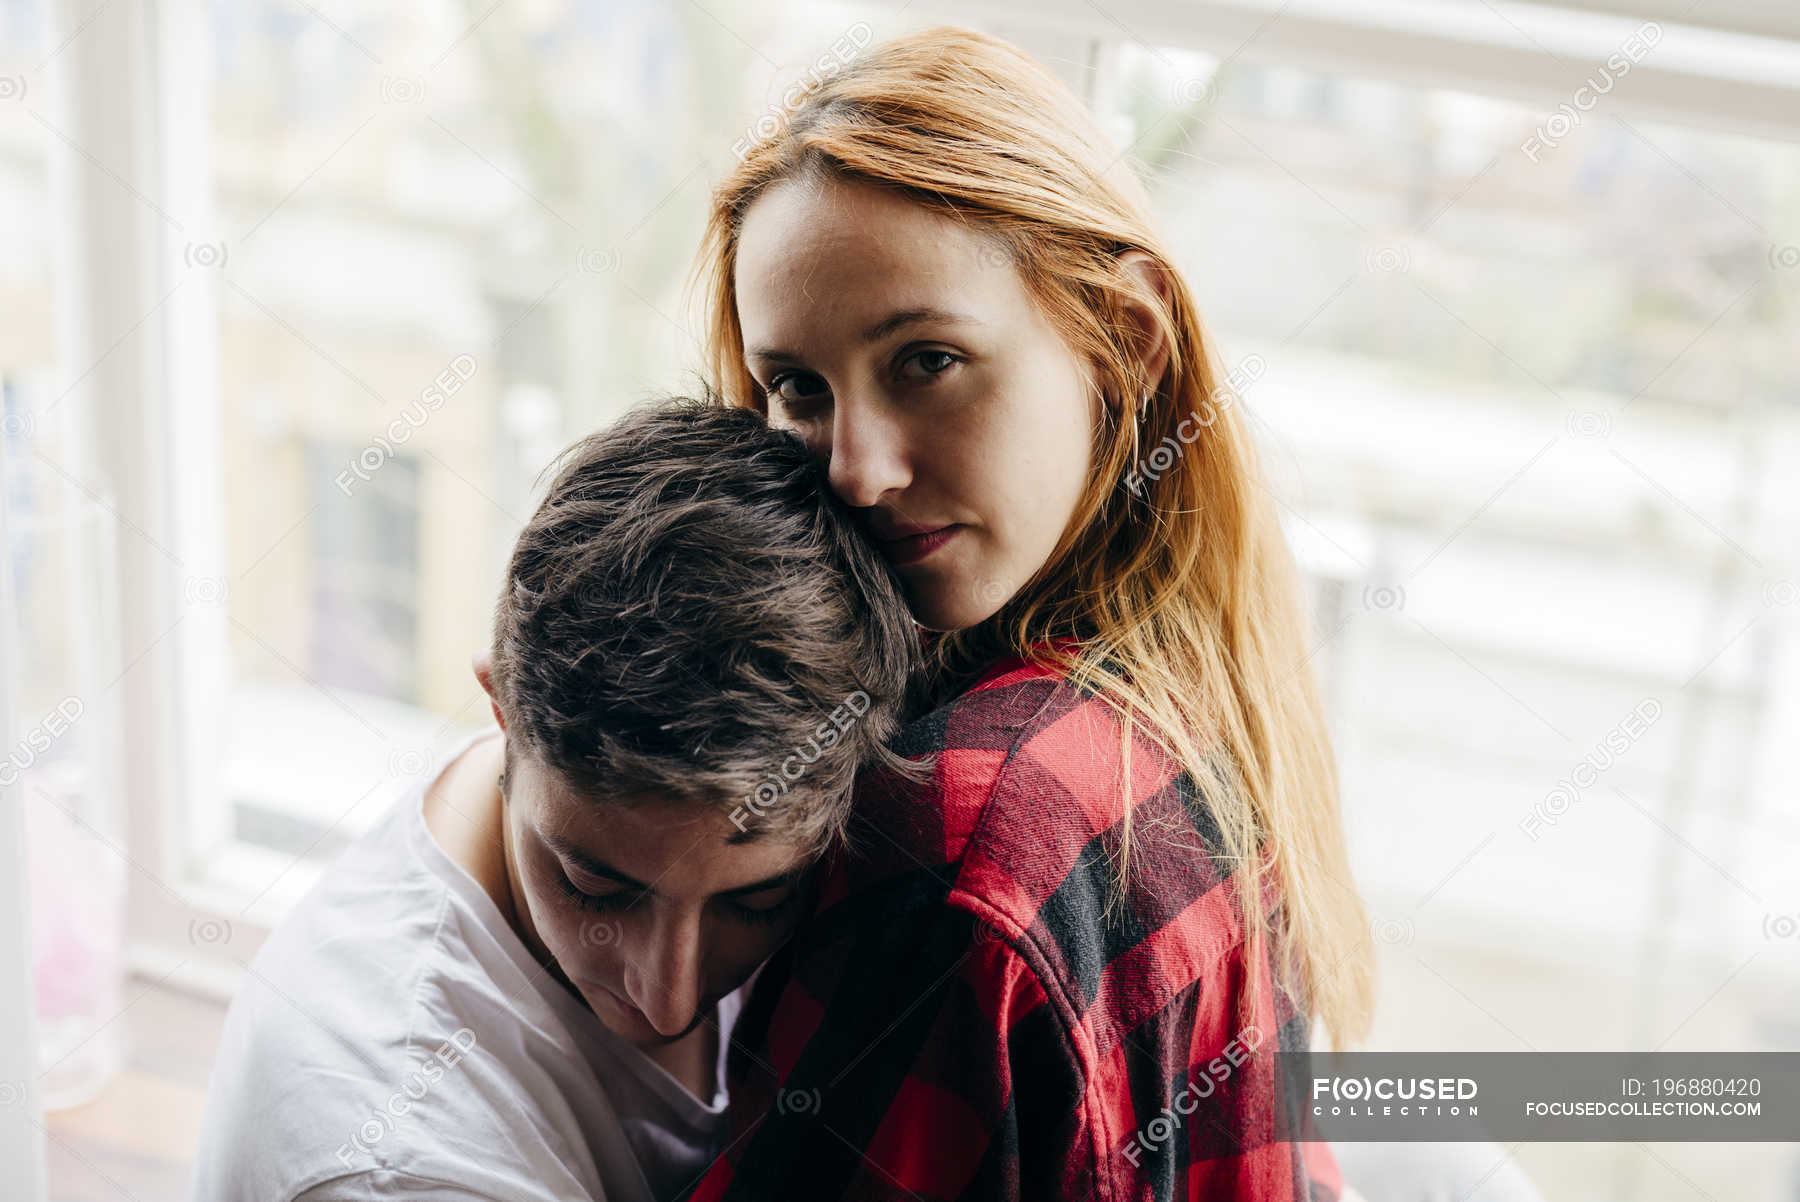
[
  {"left": 1116, "top": 249, "right": 1174, "bottom": 402},
  {"left": 472, "top": 650, "right": 506, "bottom": 732}
]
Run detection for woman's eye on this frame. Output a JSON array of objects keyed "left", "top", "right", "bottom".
[
  {"left": 897, "top": 349, "right": 959, "bottom": 384},
  {"left": 764, "top": 372, "right": 828, "bottom": 410}
]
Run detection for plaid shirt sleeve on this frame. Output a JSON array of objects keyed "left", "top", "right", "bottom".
[{"left": 682, "top": 650, "right": 1341, "bottom": 1202}]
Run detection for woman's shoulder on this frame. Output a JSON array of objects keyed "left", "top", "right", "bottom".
[
  {"left": 862, "top": 639, "right": 1120, "bottom": 858},
  {"left": 926, "top": 642, "right": 1199, "bottom": 842},
  {"left": 951, "top": 675, "right": 1252, "bottom": 988},
  {"left": 868, "top": 638, "right": 1245, "bottom": 942}
]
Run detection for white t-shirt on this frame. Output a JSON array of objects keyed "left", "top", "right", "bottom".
[{"left": 190, "top": 725, "right": 747, "bottom": 1202}]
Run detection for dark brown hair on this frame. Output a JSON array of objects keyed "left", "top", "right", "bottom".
[{"left": 489, "top": 394, "right": 929, "bottom": 854}]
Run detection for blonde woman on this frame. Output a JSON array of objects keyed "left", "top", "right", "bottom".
[{"left": 679, "top": 25, "right": 1376, "bottom": 1202}]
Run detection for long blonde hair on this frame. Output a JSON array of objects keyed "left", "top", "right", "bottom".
[{"left": 688, "top": 25, "right": 1374, "bottom": 1052}]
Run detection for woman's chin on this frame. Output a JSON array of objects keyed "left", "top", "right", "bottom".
[{"left": 911, "top": 590, "right": 1008, "bottom": 633}]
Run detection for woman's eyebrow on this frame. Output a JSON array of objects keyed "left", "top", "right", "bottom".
[
  {"left": 746, "top": 306, "right": 984, "bottom": 365},
  {"left": 857, "top": 306, "right": 983, "bottom": 344}
]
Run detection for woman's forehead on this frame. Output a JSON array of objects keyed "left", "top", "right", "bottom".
[{"left": 735, "top": 179, "right": 1021, "bottom": 349}]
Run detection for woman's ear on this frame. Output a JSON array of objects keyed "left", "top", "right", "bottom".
[{"left": 1116, "top": 250, "right": 1174, "bottom": 401}]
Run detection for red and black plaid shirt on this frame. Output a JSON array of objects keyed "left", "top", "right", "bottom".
[{"left": 683, "top": 640, "right": 1341, "bottom": 1201}]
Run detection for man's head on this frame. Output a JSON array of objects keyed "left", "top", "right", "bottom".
[{"left": 476, "top": 396, "right": 923, "bottom": 1045}]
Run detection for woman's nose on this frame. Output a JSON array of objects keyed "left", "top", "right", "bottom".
[{"left": 824, "top": 397, "right": 910, "bottom": 509}]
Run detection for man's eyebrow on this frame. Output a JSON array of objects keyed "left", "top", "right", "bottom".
[
  {"left": 543, "top": 828, "right": 806, "bottom": 897},
  {"left": 719, "top": 867, "right": 809, "bottom": 898},
  {"left": 542, "top": 830, "right": 647, "bottom": 889},
  {"left": 746, "top": 306, "right": 984, "bottom": 365}
]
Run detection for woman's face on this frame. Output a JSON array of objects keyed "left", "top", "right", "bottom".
[{"left": 734, "top": 174, "right": 1102, "bottom": 631}]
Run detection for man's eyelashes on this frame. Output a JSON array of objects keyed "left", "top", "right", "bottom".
[{"left": 555, "top": 872, "right": 798, "bottom": 926}]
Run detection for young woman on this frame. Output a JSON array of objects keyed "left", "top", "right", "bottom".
[{"left": 681, "top": 25, "right": 1377, "bottom": 1202}]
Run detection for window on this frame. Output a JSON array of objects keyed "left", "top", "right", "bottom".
[
  {"left": 305, "top": 440, "right": 420, "bottom": 702},
  {"left": 8, "top": 5, "right": 1796, "bottom": 1198}
]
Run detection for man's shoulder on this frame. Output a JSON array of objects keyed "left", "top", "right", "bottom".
[
  {"left": 239, "top": 798, "right": 444, "bottom": 1013},
  {"left": 193, "top": 935, "right": 581, "bottom": 1202},
  {"left": 193, "top": 808, "right": 490, "bottom": 1196}
]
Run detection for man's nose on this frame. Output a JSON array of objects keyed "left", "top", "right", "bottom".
[{"left": 625, "top": 920, "right": 704, "bottom": 1037}]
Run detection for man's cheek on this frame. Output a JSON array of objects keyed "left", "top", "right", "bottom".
[
  {"left": 521, "top": 882, "right": 588, "bottom": 964},
  {"left": 755, "top": 918, "right": 806, "bottom": 961},
  {"left": 544, "top": 912, "right": 600, "bottom": 965}
]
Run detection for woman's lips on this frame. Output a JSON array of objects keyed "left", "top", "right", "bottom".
[{"left": 878, "top": 524, "right": 960, "bottom": 565}]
